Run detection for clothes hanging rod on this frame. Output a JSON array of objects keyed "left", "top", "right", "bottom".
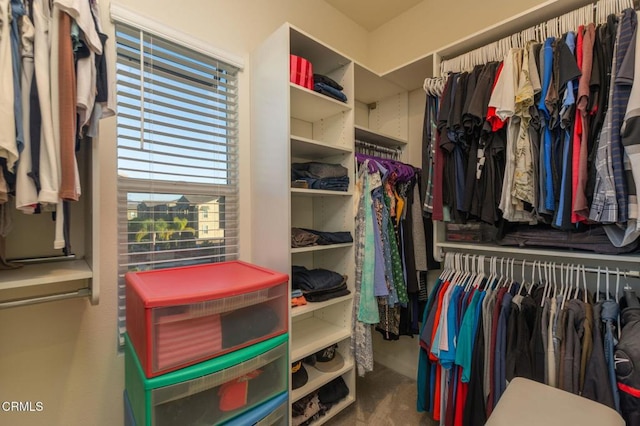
[
  {"left": 355, "top": 139, "right": 402, "bottom": 155},
  {"left": 9, "top": 254, "right": 77, "bottom": 264},
  {"left": 0, "top": 288, "right": 91, "bottom": 310},
  {"left": 439, "top": 0, "right": 634, "bottom": 72},
  {"left": 442, "top": 251, "right": 640, "bottom": 279}
]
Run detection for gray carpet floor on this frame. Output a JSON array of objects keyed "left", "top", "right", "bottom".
[{"left": 327, "top": 363, "right": 436, "bottom": 426}]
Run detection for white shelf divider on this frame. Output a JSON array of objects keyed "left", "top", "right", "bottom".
[
  {"left": 354, "top": 124, "right": 407, "bottom": 148},
  {"left": 290, "top": 188, "right": 353, "bottom": 197},
  {"left": 291, "top": 293, "right": 353, "bottom": 319},
  {"left": 291, "top": 243, "right": 353, "bottom": 254},
  {"left": 291, "top": 316, "right": 351, "bottom": 362},
  {"left": 292, "top": 359, "right": 354, "bottom": 402},
  {"left": 290, "top": 83, "right": 351, "bottom": 123},
  {"left": 291, "top": 135, "right": 352, "bottom": 157},
  {"left": 311, "top": 396, "right": 356, "bottom": 426},
  {"left": 0, "top": 259, "right": 92, "bottom": 291}
]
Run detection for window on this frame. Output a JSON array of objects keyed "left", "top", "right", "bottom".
[{"left": 115, "top": 22, "right": 240, "bottom": 346}]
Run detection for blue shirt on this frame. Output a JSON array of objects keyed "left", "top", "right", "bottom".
[{"left": 539, "top": 38, "right": 556, "bottom": 211}]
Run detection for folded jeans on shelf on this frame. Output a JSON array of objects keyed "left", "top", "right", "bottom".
[
  {"left": 304, "top": 286, "right": 350, "bottom": 302},
  {"left": 292, "top": 265, "right": 346, "bottom": 292},
  {"left": 313, "top": 82, "right": 347, "bottom": 102},
  {"left": 294, "top": 177, "right": 348, "bottom": 191},
  {"left": 298, "top": 228, "right": 353, "bottom": 245},
  {"left": 292, "top": 162, "right": 348, "bottom": 179},
  {"left": 313, "top": 73, "right": 343, "bottom": 91},
  {"left": 291, "top": 228, "right": 320, "bottom": 248}
]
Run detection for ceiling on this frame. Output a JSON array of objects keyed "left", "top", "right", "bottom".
[{"left": 324, "top": 0, "right": 423, "bottom": 31}]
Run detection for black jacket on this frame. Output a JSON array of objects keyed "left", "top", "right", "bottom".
[{"left": 615, "top": 289, "right": 640, "bottom": 426}]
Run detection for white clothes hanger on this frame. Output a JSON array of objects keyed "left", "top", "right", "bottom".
[
  {"left": 623, "top": 270, "right": 632, "bottom": 291},
  {"left": 616, "top": 267, "right": 622, "bottom": 339},
  {"left": 507, "top": 258, "right": 515, "bottom": 292},
  {"left": 582, "top": 264, "right": 588, "bottom": 304},
  {"left": 573, "top": 263, "right": 581, "bottom": 301},
  {"left": 597, "top": 266, "right": 601, "bottom": 303},
  {"left": 560, "top": 263, "right": 567, "bottom": 310},
  {"left": 439, "top": 252, "right": 452, "bottom": 280},
  {"left": 541, "top": 261, "right": 548, "bottom": 303},
  {"left": 550, "top": 262, "right": 557, "bottom": 298},
  {"left": 474, "top": 255, "right": 486, "bottom": 289}
]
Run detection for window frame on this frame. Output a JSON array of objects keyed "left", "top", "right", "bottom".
[{"left": 111, "top": 10, "right": 243, "bottom": 348}]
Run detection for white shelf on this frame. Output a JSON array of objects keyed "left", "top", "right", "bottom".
[
  {"left": 310, "top": 395, "right": 356, "bottom": 426},
  {"left": 289, "top": 26, "right": 351, "bottom": 76},
  {"left": 292, "top": 359, "right": 355, "bottom": 402},
  {"left": 355, "top": 125, "right": 407, "bottom": 148},
  {"left": 290, "top": 83, "right": 351, "bottom": 123},
  {"left": 291, "top": 293, "right": 353, "bottom": 318},
  {"left": 436, "top": 242, "right": 640, "bottom": 267},
  {"left": 291, "top": 135, "right": 352, "bottom": 157},
  {"left": 291, "top": 243, "right": 353, "bottom": 254},
  {"left": 0, "top": 259, "right": 92, "bottom": 291},
  {"left": 354, "top": 62, "right": 406, "bottom": 105},
  {"left": 291, "top": 188, "right": 352, "bottom": 197},
  {"left": 291, "top": 316, "right": 351, "bottom": 362}
]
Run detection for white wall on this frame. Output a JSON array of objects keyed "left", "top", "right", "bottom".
[
  {"left": 0, "top": 2, "right": 368, "bottom": 425},
  {"left": 0, "top": 0, "right": 557, "bottom": 424},
  {"left": 368, "top": 0, "right": 551, "bottom": 73}
]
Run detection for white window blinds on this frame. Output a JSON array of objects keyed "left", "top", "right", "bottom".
[{"left": 115, "top": 23, "right": 240, "bottom": 346}]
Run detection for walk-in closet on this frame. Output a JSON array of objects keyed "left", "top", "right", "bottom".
[{"left": 1, "top": 0, "right": 640, "bottom": 425}]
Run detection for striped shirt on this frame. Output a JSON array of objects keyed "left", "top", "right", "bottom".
[
  {"left": 590, "top": 22, "right": 621, "bottom": 224},
  {"left": 609, "top": 9, "right": 636, "bottom": 223}
]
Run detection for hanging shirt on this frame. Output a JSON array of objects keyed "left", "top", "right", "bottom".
[
  {"left": 590, "top": 21, "right": 622, "bottom": 224},
  {"left": 15, "top": 13, "right": 38, "bottom": 213},
  {"left": 575, "top": 24, "right": 596, "bottom": 222},
  {"left": 439, "top": 286, "right": 463, "bottom": 369},
  {"left": 539, "top": 37, "right": 556, "bottom": 212},
  {"left": 0, "top": 0, "right": 18, "bottom": 172},
  {"left": 609, "top": 9, "right": 637, "bottom": 224},
  {"left": 583, "top": 301, "right": 616, "bottom": 409},
  {"left": 358, "top": 167, "right": 380, "bottom": 324},
  {"left": 456, "top": 289, "right": 486, "bottom": 383},
  {"left": 554, "top": 32, "right": 581, "bottom": 230},
  {"left": 512, "top": 43, "right": 536, "bottom": 208}
]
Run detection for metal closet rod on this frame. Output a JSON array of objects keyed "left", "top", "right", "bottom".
[
  {"left": 0, "top": 289, "right": 91, "bottom": 310},
  {"left": 442, "top": 252, "right": 640, "bottom": 279},
  {"left": 355, "top": 139, "right": 402, "bottom": 155}
]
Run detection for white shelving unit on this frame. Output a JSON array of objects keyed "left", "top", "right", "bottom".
[
  {"left": 353, "top": 62, "right": 410, "bottom": 161},
  {"left": 251, "top": 23, "right": 357, "bottom": 423}
]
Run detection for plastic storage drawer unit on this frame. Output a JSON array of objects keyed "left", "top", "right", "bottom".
[
  {"left": 224, "top": 392, "right": 288, "bottom": 426},
  {"left": 124, "top": 390, "right": 136, "bottom": 426},
  {"left": 126, "top": 260, "right": 288, "bottom": 377},
  {"left": 125, "top": 333, "right": 288, "bottom": 426}
]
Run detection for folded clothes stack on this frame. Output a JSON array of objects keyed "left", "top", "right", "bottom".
[
  {"left": 291, "top": 288, "right": 307, "bottom": 307},
  {"left": 291, "top": 161, "right": 349, "bottom": 192},
  {"left": 313, "top": 73, "right": 347, "bottom": 102},
  {"left": 291, "top": 227, "right": 353, "bottom": 248},
  {"left": 292, "top": 375, "right": 349, "bottom": 425},
  {"left": 292, "top": 265, "right": 350, "bottom": 302}
]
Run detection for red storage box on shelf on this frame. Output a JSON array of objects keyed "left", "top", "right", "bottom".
[
  {"left": 290, "top": 54, "right": 313, "bottom": 90},
  {"left": 125, "top": 260, "right": 289, "bottom": 378}
]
